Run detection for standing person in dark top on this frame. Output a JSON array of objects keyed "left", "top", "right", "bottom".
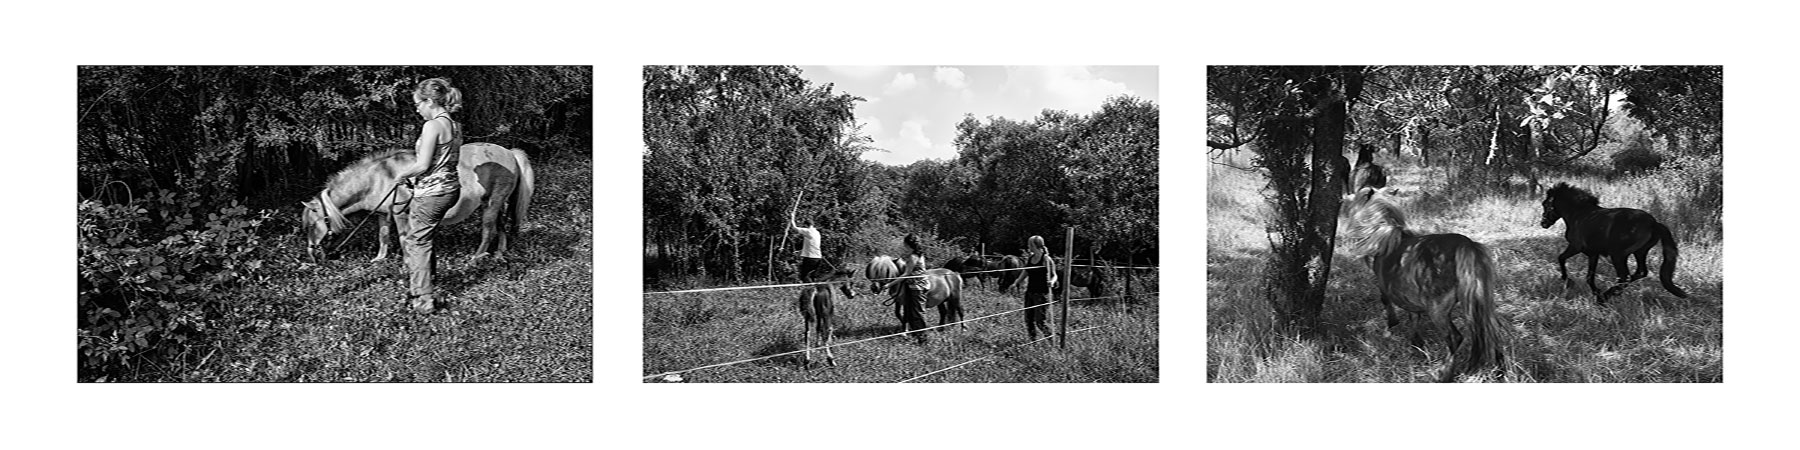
[{"left": 1022, "top": 235, "right": 1058, "bottom": 340}]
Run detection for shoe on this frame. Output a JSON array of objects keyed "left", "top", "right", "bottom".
[{"left": 410, "top": 296, "right": 437, "bottom": 314}]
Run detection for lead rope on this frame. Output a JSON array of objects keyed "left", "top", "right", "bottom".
[{"left": 328, "top": 182, "right": 405, "bottom": 255}]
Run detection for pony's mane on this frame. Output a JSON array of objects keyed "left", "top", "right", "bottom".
[
  {"left": 1348, "top": 194, "right": 1414, "bottom": 258},
  {"left": 1547, "top": 182, "right": 1601, "bottom": 208},
  {"left": 311, "top": 149, "right": 413, "bottom": 233},
  {"left": 323, "top": 149, "right": 414, "bottom": 187}
]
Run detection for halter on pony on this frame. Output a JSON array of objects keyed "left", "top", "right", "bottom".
[{"left": 303, "top": 183, "right": 403, "bottom": 263}]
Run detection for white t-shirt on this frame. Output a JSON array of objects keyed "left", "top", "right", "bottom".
[{"left": 796, "top": 227, "right": 822, "bottom": 258}]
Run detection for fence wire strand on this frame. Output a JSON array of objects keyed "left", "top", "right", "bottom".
[
  {"left": 896, "top": 325, "right": 1108, "bottom": 383},
  {"left": 643, "top": 299, "right": 1066, "bottom": 381}
]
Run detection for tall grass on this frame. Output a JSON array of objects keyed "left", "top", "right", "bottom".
[
  {"left": 1207, "top": 148, "right": 1722, "bottom": 382},
  {"left": 643, "top": 271, "right": 1159, "bottom": 382}
]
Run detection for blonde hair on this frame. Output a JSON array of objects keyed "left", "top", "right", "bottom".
[
  {"left": 1028, "top": 235, "right": 1046, "bottom": 253},
  {"left": 413, "top": 77, "right": 463, "bottom": 113}
]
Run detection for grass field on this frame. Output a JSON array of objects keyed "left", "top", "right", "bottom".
[
  {"left": 141, "top": 150, "right": 594, "bottom": 382},
  {"left": 643, "top": 271, "right": 1159, "bottom": 383},
  {"left": 1206, "top": 148, "right": 1723, "bottom": 382}
]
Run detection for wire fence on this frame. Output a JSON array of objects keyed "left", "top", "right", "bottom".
[
  {"left": 895, "top": 324, "right": 1108, "bottom": 383},
  {"left": 642, "top": 256, "right": 1160, "bottom": 382},
  {"left": 643, "top": 298, "right": 1067, "bottom": 381}
]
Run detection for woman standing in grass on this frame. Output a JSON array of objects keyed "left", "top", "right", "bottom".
[
  {"left": 1023, "top": 235, "right": 1058, "bottom": 340},
  {"left": 397, "top": 78, "right": 463, "bottom": 314},
  {"left": 887, "top": 233, "right": 932, "bottom": 343}
]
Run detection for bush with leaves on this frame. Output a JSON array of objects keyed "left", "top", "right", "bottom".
[{"left": 77, "top": 189, "right": 281, "bottom": 381}]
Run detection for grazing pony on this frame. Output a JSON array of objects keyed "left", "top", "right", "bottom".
[
  {"left": 1069, "top": 263, "right": 1108, "bottom": 299},
  {"left": 1350, "top": 143, "right": 1388, "bottom": 194},
  {"left": 959, "top": 255, "right": 988, "bottom": 288},
  {"left": 995, "top": 255, "right": 1024, "bottom": 294},
  {"left": 797, "top": 268, "right": 858, "bottom": 367},
  {"left": 1540, "top": 183, "right": 1689, "bottom": 303},
  {"left": 300, "top": 143, "right": 535, "bottom": 261},
  {"left": 1346, "top": 188, "right": 1507, "bottom": 382}
]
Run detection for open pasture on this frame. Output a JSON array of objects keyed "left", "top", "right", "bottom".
[{"left": 644, "top": 267, "right": 1159, "bottom": 383}]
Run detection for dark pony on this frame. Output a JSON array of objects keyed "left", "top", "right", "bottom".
[
  {"left": 1069, "top": 263, "right": 1107, "bottom": 299},
  {"left": 1347, "top": 188, "right": 1507, "bottom": 382},
  {"left": 1350, "top": 143, "right": 1388, "bottom": 194},
  {"left": 958, "top": 255, "right": 988, "bottom": 287},
  {"left": 1540, "top": 182, "right": 1688, "bottom": 303},
  {"left": 797, "top": 268, "right": 858, "bottom": 367},
  {"left": 995, "top": 255, "right": 1024, "bottom": 294}
]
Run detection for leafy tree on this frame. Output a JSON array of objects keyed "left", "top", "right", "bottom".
[{"left": 1209, "top": 65, "right": 1361, "bottom": 329}]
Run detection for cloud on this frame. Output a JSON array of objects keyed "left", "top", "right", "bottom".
[
  {"left": 824, "top": 66, "right": 890, "bottom": 79},
  {"left": 934, "top": 67, "right": 968, "bottom": 89},
  {"left": 1000, "top": 66, "right": 1135, "bottom": 115},
  {"left": 884, "top": 72, "right": 919, "bottom": 95},
  {"left": 860, "top": 117, "right": 883, "bottom": 137},
  {"left": 899, "top": 119, "right": 932, "bottom": 148}
]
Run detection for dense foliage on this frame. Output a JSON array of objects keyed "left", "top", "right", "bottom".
[
  {"left": 76, "top": 66, "right": 593, "bottom": 381},
  {"left": 643, "top": 66, "right": 1158, "bottom": 286}
]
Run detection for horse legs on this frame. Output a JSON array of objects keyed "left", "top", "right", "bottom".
[
  {"left": 1439, "top": 311, "right": 1463, "bottom": 383},
  {"left": 1555, "top": 246, "right": 1580, "bottom": 281},
  {"left": 472, "top": 197, "right": 505, "bottom": 259},
  {"left": 1380, "top": 292, "right": 1402, "bottom": 329},
  {"left": 802, "top": 315, "right": 814, "bottom": 368},
  {"left": 1630, "top": 246, "right": 1651, "bottom": 282},
  {"left": 822, "top": 319, "right": 836, "bottom": 367},
  {"left": 371, "top": 213, "right": 394, "bottom": 261},
  {"left": 1585, "top": 253, "right": 1606, "bottom": 304}
]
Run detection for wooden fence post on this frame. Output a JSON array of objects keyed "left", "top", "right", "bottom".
[
  {"left": 1060, "top": 227, "right": 1074, "bottom": 349},
  {"left": 766, "top": 236, "right": 775, "bottom": 282}
]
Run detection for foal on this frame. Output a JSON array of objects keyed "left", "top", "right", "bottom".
[{"left": 797, "top": 268, "right": 858, "bottom": 367}]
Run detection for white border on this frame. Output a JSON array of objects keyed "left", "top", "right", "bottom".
[{"left": 5, "top": 1, "right": 1794, "bottom": 448}]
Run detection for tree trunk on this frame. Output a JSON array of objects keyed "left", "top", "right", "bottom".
[
  {"left": 1259, "top": 66, "right": 1357, "bottom": 331},
  {"left": 1485, "top": 108, "right": 1502, "bottom": 166}
]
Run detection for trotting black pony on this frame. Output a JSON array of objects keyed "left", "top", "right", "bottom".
[
  {"left": 1540, "top": 182, "right": 1689, "bottom": 304},
  {"left": 1350, "top": 143, "right": 1388, "bottom": 194},
  {"left": 1347, "top": 188, "right": 1507, "bottom": 382}
]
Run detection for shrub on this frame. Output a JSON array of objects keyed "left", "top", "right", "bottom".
[{"left": 77, "top": 189, "right": 280, "bottom": 381}]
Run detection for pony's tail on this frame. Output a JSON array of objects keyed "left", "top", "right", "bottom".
[
  {"left": 1455, "top": 243, "right": 1506, "bottom": 380},
  {"left": 1653, "top": 222, "right": 1690, "bottom": 298},
  {"left": 510, "top": 147, "right": 535, "bottom": 236}
]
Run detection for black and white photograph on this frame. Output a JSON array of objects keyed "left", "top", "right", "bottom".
[
  {"left": 1205, "top": 66, "right": 1723, "bottom": 382},
  {"left": 76, "top": 66, "right": 594, "bottom": 382},
  {"left": 642, "top": 65, "right": 1160, "bottom": 382}
]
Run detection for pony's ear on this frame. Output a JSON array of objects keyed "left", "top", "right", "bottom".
[{"left": 1354, "top": 187, "right": 1376, "bottom": 204}]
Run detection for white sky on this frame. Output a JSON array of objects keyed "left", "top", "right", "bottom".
[{"left": 798, "top": 66, "right": 1159, "bottom": 166}]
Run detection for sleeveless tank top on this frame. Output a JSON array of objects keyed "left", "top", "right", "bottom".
[
  {"left": 413, "top": 114, "right": 461, "bottom": 197},
  {"left": 1026, "top": 254, "right": 1051, "bottom": 294},
  {"left": 903, "top": 252, "right": 929, "bottom": 291}
]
